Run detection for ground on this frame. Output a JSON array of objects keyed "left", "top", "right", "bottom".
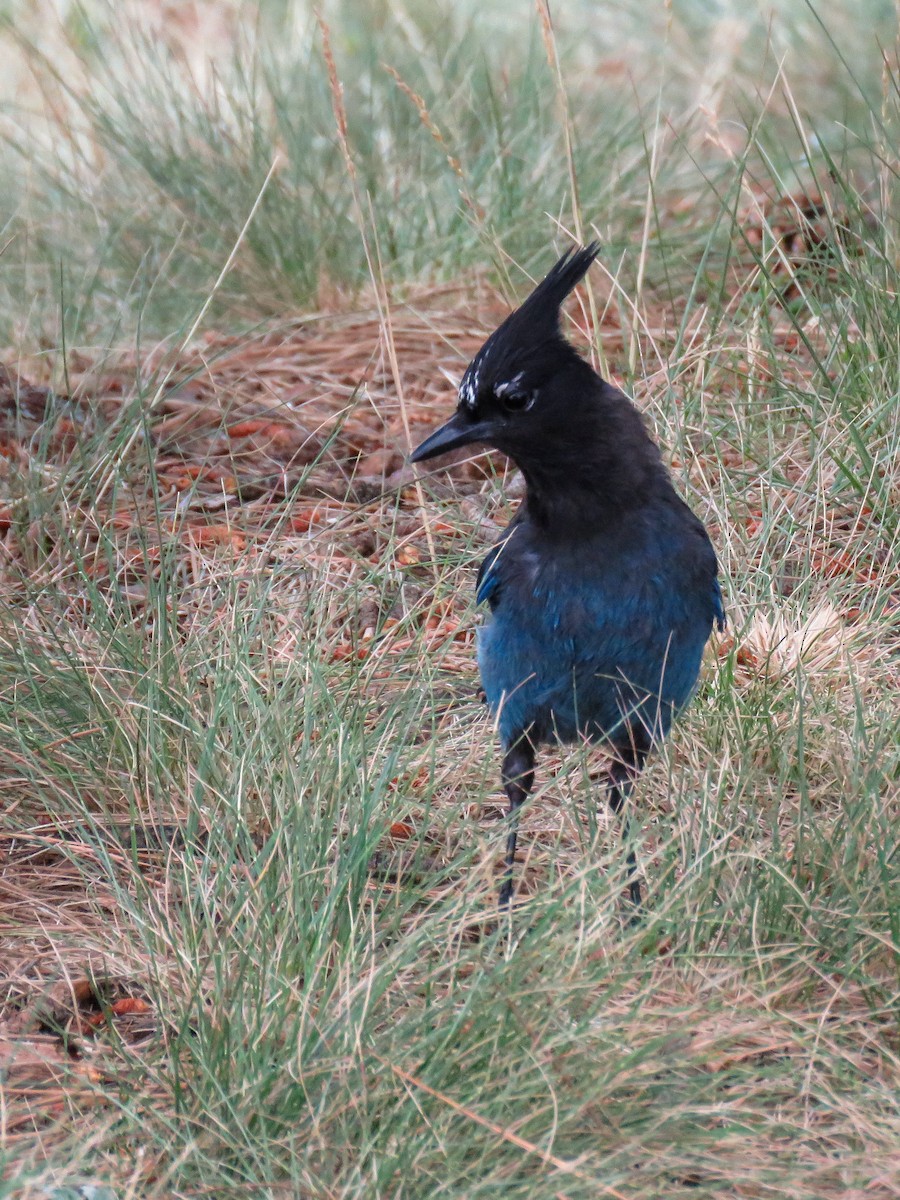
[{"left": 0, "top": 2, "right": 898, "bottom": 1197}]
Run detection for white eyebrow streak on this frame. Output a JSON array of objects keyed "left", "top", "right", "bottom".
[{"left": 493, "top": 371, "right": 525, "bottom": 399}]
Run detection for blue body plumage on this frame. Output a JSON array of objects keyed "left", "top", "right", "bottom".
[
  {"left": 477, "top": 510, "right": 722, "bottom": 748},
  {"left": 411, "top": 244, "right": 724, "bottom": 908}
]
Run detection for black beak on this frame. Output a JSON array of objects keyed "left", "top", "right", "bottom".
[{"left": 409, "top": 412, "right": 494, "bottom": 463}]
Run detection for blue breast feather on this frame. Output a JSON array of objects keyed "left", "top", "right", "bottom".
[{"left": 476, "top": 525, "right": 719, "bottom": 748}]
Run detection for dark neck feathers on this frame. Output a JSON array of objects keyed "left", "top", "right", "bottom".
[{"left": 516, "top": 377, "right": 671, "bottom": 535}]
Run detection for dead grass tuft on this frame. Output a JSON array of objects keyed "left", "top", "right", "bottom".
[{"left": 1, "top": 275, "right": 898, "bottom": 1195}]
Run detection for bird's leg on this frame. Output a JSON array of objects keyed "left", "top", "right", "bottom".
[
  {"left": 606, "top": 744, "right": 647, "bottom": 908},
  {"left": 498, "top": 738, "right": 536, "bottom": 909}
]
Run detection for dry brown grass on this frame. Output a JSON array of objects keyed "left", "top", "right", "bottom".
[
  {"left": 0, "top": 0, "right": 897, "bottom": 1188},
  {"left": 1, "top": 268, "right": 898, "bottom": 1195}
]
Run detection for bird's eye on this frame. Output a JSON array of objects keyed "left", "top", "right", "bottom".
[{"left": 494, "top": 383, "right": 534, "bottom": 412}]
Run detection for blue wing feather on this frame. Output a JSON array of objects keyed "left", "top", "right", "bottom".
[
  {"left": 476, "top": 543, "right": 504, "bottom": 609},
  {"left": 476, "top": 509, "right": 721, "bottom": 747}
]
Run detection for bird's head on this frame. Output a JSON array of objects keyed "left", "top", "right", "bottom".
[{"left": 410, "top": 243, "right": 601, "bottom": 466}]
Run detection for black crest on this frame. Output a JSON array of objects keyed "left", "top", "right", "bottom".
[
  {"left": 508, "top": 242, "right": 600, "bottom": 338},
  {"left": 459, "top": 242, "right": 599, "bottom": 411}
]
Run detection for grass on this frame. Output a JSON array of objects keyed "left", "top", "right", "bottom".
[{"left": 1, "top": 1, "right": 898, "bottom": 1197}]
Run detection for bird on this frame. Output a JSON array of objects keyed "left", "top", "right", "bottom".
[{"left": 410, "top": 243, "right": 724, "bottom": 909}]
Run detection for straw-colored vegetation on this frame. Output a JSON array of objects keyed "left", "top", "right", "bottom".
[{"left": 0, "top": 2, "right": 898, "bottom": 1197}]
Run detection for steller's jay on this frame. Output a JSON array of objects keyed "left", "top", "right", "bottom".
[{"left": 411, "top": 244, "right": 724, "bottom": 908}]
